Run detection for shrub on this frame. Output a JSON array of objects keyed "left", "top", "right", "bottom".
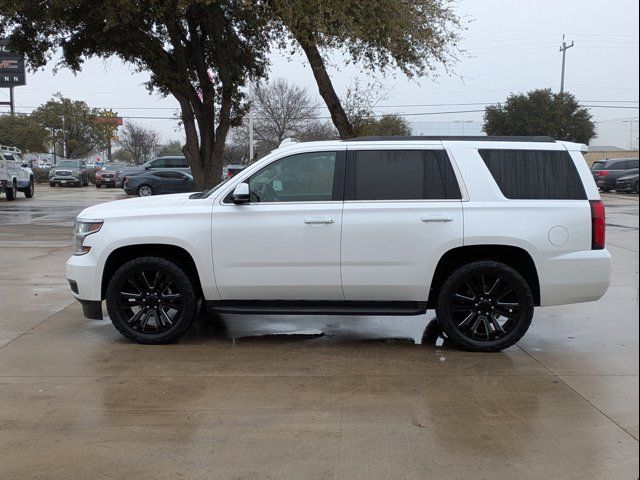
[{"left": 33, "top": 167, "right": 51, "bottom": 184}]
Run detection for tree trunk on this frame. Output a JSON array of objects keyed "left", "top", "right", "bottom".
[{"left": 295, "top": 36, "right": 355, "bottom": 139}]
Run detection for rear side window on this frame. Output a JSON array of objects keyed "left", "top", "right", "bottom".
[
  {"left": 346, "top": 150, "right": 461, "bottom": 200},
  {"left": 165, "top": 157, "right": 188, "bottom": 168},
  {"left": 591, "top": 161, "right": 605, "bottom": 170},
  {"left": 479, "top": 149, "right": 586, "bottom": 200}
]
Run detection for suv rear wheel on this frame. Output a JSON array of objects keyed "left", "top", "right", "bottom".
[
  {"left": 436, "top": 261, "right": 534, "bottom": 352},
  {"left": 106, "top": 256, "right": 198, "bottom": 344}
]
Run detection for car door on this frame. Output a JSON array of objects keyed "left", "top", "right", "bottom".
[
  {"left": 341, "top": 146, "right": 464, "bottom": 301},
  {"left": 153, "top": 171, "right": 182, "bottom": 193},
  {"left": 211, "top": 149, "right": 345, "bottom": 300}
]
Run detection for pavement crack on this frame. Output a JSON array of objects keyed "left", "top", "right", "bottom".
[{"left": 516, "top": 344, "right": 638, "bottom": 441}]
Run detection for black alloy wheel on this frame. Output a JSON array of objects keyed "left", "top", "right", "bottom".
[
  {"left": 436, "top": 261, "right": 534, "bottom": 352},
  {"left": 106, "top": 257, "right": 198, "bottom": 344}
]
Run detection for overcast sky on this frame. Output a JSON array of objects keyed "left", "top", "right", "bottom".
[{"left": 2, "top": 0, "right": 638, "bottom": 151}]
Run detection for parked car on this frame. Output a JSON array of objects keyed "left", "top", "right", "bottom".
[
  {"left": 123, "top": 169, "right": 195, "bottom": 197},
  {"left": 0, "top": 145, "right": 34, "bottom": 200},
  {"left": 67, "top": 136, "right": 611, "bottom": 351},
  {"left": 591, "top": 158, "right": 639, "bottom": 192},
  {"left": 95, "top": 164, "right": 125, "bottom": 188},
  {"left": 115, "top": 156, "right": 190, "bottom": 187},
  {"left": 49, "top": 159, "right": 89, "bottom": 187},
  {"left": 222, "top": 164, "right": 246, "bottom": 180},
  {"left": 615, "top": 171, "right": 639, "bottom": 194}
]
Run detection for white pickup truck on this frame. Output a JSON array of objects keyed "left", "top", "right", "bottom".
[{"left": 0, "top": 145, "right": 34, "bottom": 201}]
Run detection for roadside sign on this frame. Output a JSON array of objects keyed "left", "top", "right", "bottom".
[{"left": 0, "top": 39, "right": 26, "bottom": 87}]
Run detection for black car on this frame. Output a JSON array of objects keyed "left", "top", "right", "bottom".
[
  {"left": 115, "top": 156, "right": 190, "bottom": 187},
  {"left": 591, "top": 158, "right": 639, "bottom": 192},
  {"left": 615, "top": 171, "right": 639, "bottom": 194},
  {"left": 123, "top": 169, "right": 195, "bottom": 197}
]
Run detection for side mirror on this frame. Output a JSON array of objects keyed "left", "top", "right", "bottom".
[
  {"left": 21, "top": 161, "right": 29, "bottom": 168},
  {"left": 144, "top": 165, "right": 151, "bottom": 170},
  {"left": 232, "top": 183, "right": 250, "bottom": 204}
]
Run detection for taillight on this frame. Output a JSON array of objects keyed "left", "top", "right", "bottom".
[
  {"left": 590, "top": 200, "right": 606, "bottom": 250},
  {"left": 596, "top": 170, "right": 610, "bottom": 176}
]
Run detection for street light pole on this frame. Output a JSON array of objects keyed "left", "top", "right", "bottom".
[{"left": 559, "top": 34, "right": 574, "bottom": 94}]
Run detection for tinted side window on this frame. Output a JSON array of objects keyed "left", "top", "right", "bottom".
[
  {"left": 478, "top": 149, "right": 587, "bottom": 200},
  {"left": 165, "top": 157, "right": 187, "bottom": 168},
  {"left": 247, "top": 151, "right": 338, "bottom": 203},
  {"left": 150, "top": 158, "right": 166, "bottom": 168},
  {"left": 627, "top": 159, "right": 639, "bottom": 169},
  {"left": 346, "top": 150, "right": 461, "bottom": 201}
]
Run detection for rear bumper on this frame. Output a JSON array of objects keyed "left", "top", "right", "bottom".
[{"left": 538, "top": 249, "right": 611, "bottom": 306}]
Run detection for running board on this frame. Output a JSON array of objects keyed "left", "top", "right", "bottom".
[{"left": 206, "top": 300, "right": 427, "bottom": 316}]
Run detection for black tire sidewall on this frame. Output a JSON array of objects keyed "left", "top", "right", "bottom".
[
  {"left": 106, "top": 256, "right": 198, "bottom": 344},
  {"left": 435, "top": 261, "right": 534, "bottom": 352}
]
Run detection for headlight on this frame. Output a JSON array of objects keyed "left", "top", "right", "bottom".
[
  {"left": 72, "top": 169, "right": 81, "bottom": 175},
  {"left": 74, "top": 219, "right": 103, "bottom": 255},
  {"left": 49, "top": 170, "right": 56, "bottom": 177}
]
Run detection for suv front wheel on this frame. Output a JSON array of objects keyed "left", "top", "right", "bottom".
[
  {"left": 106, "top": 256, "right": 198, "bottom": 344},
  {"left": 436, "top": 261, "right": 534, "bottom": 352}
]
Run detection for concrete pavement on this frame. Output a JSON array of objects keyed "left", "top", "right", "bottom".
[{"left": 0, "top": 186, "right": 638, "bottom": 479}]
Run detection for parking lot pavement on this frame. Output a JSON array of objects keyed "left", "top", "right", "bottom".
[{"left": 0, "top": 186, "right": 638, "bottom": 479}]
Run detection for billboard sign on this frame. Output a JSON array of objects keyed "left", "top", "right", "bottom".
[{"left": 0, "top": 39, "right": 26, "bottom": 87}]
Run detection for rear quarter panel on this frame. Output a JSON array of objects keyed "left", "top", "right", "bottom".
[{"left": 445, "top": 142, "right": 602, "bottom": 306}]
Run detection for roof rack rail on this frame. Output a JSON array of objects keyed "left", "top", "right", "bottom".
[{"left": 348, "top": 136, "right": 556, "bottom": 143}]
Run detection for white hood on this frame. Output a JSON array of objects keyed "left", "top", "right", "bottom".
[{"left": 78, "top": 192, "right": 194, "bottom": 220}]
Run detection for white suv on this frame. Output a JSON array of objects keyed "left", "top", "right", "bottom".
[{"left": 66, "top": 136, "right": 611, "bottom": 351}]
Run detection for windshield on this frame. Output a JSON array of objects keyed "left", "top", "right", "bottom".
[
  {"left": 57, "top": 160, "right": 81, "bottom": 168},
  {"left": 103, "top": 165, "right": 122, "bottom": 171}
]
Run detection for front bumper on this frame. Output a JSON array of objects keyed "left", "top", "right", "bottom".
[
  {"left": 97, "top": 175, "right": 116, "bottom": 186},
  {"left": 50, "top": 175, "right": 81, "bottom": 185}
]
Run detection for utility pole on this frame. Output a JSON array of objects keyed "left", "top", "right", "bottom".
[
  {"left": 559, "top": 34, "right": 574, "bottom": 93},
  {"left": 248, "top": 80, "right": 254, "bottom": 163},
  {"left": 9, "top": 87, "right": 14, "bottom": 115}
]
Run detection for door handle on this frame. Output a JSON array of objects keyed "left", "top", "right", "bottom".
[
  {"left": 304, "top": 217, "right": 335, "bottom": 225},
  {"left": 421, "top": 216, "right": 454, "bottom": 223}
]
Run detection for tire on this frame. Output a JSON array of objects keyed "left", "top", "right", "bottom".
[
  {"left": 106, "top": 256, "right": 198, "bottom": 344},
  {"left": 24, "top": 178, "right": 34, "bottom": 198},
  {"left": 96, "top": 184, "right": 101, "bottom": 188},
  {"left": 435, "top": 261, "right": 534, "bottom": 352},
  {"left": 601, "top": 188, "right": 611, "bottom": 193},
  {"left": 5, "top": 179, "right": 17, "bottom": 201},
  {"left": 137, "top": 184, "right": 154, "bottom": 197},
  {"left": 635, "top": 182, "right": 639, "bottom": 194},
  {"left": 50, "top": 182, "right": 55, "bottom": 187}
]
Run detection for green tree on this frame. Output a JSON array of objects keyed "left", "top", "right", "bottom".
[
  {"left": 0, "top": 114, "right": 50, "bottom": 152},
  {"left": 157, "top": 140, "right": 185, "bottom": 157},
  {"left": 357, "top": 115, "right": 412, "bottom": 137},
  {"left": 483, "top": 89, "right": 596, "bottom": 144},
  {"left": 0, "top": 1, "right": 270, "bottom": 189},
  {"left": 31, "top": 94, "right": 118, "bottom": 158},
  {"left": 269, "top": 0, "right": 462, "bottom": 138}
]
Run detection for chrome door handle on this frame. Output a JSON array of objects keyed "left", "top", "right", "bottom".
[
  {"left": 421, "top": 216, "right": 454, "bottom": 223},
  {"left": 304, "top": 218, "right": 335, "bottom": 225}
]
